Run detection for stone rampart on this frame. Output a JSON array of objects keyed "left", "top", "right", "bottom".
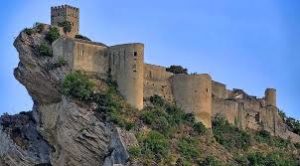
[
  {"left": 143, "top": 64, "right": 174, "bottom": 102},
  {"left": 108, "top": 43, "right": 144, "bottom": 110},
  {"left": 171, "top": 74, "right": 212, "bottom": 128}
]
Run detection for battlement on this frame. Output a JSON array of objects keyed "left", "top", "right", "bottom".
[{"left": 51, "top": 5, "right": 79, "bottom": 11}]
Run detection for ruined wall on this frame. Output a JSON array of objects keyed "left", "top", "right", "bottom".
[
  {"left": 265, "top": 88, "right": 276, "bottom": 107},
  {"left": 144, "top": 64, "right": 174, "bottom": 103},
  {"left": 212, "top": 81, "right": 228, "bottom": 99},
  {"left": 51, "top": 5, "right": 79, "bottom": 37},
  {"left": 108, "top": 44, "right": 144, "bottom": 110},
  {"left": 172, "top": 74, "right": 212, "bottom": 128}
]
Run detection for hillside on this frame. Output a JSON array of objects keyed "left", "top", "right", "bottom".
[{"left": 0, "top": 23, "right": 299, "bottom": 166}]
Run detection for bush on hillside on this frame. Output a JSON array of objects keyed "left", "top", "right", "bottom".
[
  {"left": 46, "top": 27, "right": 60, "bottom": 43},
  {"left": 198, "top": 156, "right": 222, "bottom": 166},
  {"left": 37, "top": 43, "right": 53, "bottom": 57},
  {"left": 178, "top": 137, "right": 200, "bottom": 160},
  {"left": 139, "top": 131, "right": 170, "bottom": 160},
  {"left": 247, "top": 152, "right": 297, "bottom": 166},
  {"left": 212, "top": 116, "right": 251, "bottom": 150},
  {"left": 62, "top": 72, "right": 94, "bottom": 101}
]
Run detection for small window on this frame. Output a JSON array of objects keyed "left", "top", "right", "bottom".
[{"left": 134, "top": 52, "right": 137, "bottom": 56}]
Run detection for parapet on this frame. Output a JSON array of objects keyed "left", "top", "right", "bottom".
[
  {"left": 51, "top": 5, "right": 79, "bottom": 11},
  {"left": 265, "top": 88, "right": 276, "bottom": 107}
]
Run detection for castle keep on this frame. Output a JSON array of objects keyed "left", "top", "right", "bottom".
[{"left": 50, "top": 5, "right": 299, "bottom": 141}]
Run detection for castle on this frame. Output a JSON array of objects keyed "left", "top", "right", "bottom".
[{"left": 50, "top": 5, "right": 299, "bottom": 141}]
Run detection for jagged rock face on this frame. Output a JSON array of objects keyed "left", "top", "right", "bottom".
[
  {"left": 13, "top": 26, "right": 129, "bottom": 166},
  {"left": 37, "top": 98, "right": 110, "bottom": 166},
  {"left": 14, "top": 26, "right": 69, "bottom": 105},
  {"left": 0, "top": 112, "right": 51, "bottom": 165}
]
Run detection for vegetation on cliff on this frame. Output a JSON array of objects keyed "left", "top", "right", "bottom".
[{"left": 61, "top": 72, "right": 300, "bottom": 166}]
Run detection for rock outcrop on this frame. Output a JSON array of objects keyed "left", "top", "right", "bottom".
[{"left": 9, "top": 25, "right": 133, "bottom": 166}]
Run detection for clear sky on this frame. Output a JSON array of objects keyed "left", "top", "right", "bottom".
[{"left": 0, "top": 0, "right": 299, "bottom": 118}]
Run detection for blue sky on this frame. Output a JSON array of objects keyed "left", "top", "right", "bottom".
[{"left": 0, "top": 0, "right": 299, "bottom": 118}]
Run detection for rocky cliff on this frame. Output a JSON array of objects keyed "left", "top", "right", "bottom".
[{"left": 1, "top": 25, "right": 135, "bottom": 166}]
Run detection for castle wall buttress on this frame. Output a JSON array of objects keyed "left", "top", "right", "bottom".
[
  {"left": 171, "top": 74, "right": 212, "bottom": 128},
  {"left": 109, "top": 44, "right": 144, "bottom": 110}
]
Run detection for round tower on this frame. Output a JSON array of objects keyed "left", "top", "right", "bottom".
[
  {"left": 265, "top": 88, "right": 276, "bottom": 107},
  {"left": 171, "top": 74, "right": 212, "bottom": 128},
  {"left": 109, "top": 43, "right": 144, "bottom": 110}
]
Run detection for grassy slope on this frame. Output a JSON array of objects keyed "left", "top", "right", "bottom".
[{"left": 63, "top": 72, "right": 300, "bottom": 166}]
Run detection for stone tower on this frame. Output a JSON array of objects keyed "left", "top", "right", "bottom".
[
  {"left": 172, "top": 74, "right": 212, "bottom": 128},
  {"left": 108, "top": 44, "right": 144, "bottom": 110},
  {"left": 51, "top": 5, "right": 79, "bottom": 37},
  {"left": 265, "top": 88, "right": 276, "bottom": 107}
]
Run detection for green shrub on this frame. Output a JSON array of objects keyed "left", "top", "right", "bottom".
[
  {"left": 46, "top": 27, "right": 60, "bottom": 43},
  {"left": 37, "top": 43, "right": 52, "bottom": 57},
  {"left": 58, "top": 21, "right": 72, "bottom": 33},
  {"left": 141, "top": 107, "right": 171, "bottom": 134},
  {"left": 34, "top": 22, "right": 45, "bottom": 33},
  {"left": 128, "top": 146, "right": 142, "bottom": 159},
  {"left": 75, "top": 34, "right": 91, "bottom": 41},
  {"left": 255, "top": 130, "right": 291, "bottom": 148},
  {"left": 198, "top": 156, "right": 222, "bottom": 166},
  {"left": 166, "top": 65, "right": 188, "bottom": 74},
  {"left": 193, "top": 122, "right": 206, "bottom": 134},
  {"left": 212, "top": 116, "right": 251, "bottom": 150},
  {"left": 143, "top": 131, "right": 170, "bottom": 159},
  {"left": 24, "top": 28, "right": 34, "bottom": 35},
  {"left": 255, "top": 130, "right": 271, "bottom": 144},
  {"left": 247, "top": 152, "right": 297, "bottom": 166},
  {"left": 178, "top": 137, "right": 200, "bottom": 160},
  {"left": 149, "top": 95, "right": 165, "bottom": 107},
  {"left": 62, "top": 72, "right": 94, "bottom": 101}
]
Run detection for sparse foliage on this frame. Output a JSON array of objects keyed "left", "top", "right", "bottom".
[
  {"left": 37, "top": 43, "right": 53, "bottom": 57},
  {"left": 46, "top": 27, "right": 60, "bottom": 43},
  {"left": 62, "top": 72, "right": 94, "bottom": 101},
  {"left": 166, "top": 65, "right": 188, "bottom": 74}
]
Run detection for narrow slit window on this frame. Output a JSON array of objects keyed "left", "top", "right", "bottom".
[{"left": 134, "top": 51, "right": 137, "bottom": 56}]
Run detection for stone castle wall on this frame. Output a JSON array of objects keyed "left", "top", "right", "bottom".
[
  {"left": 109, "top": 44, "right": 144, "bottom": 110},
  {"left": 172, "top": 74, "right": 212, "bottom": 128},
  {"left": 143, "top": 64, "right": 174, "bottom": 103},
  {"left": 50, "top": 5, "right": 300, "bottom": 141}
]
